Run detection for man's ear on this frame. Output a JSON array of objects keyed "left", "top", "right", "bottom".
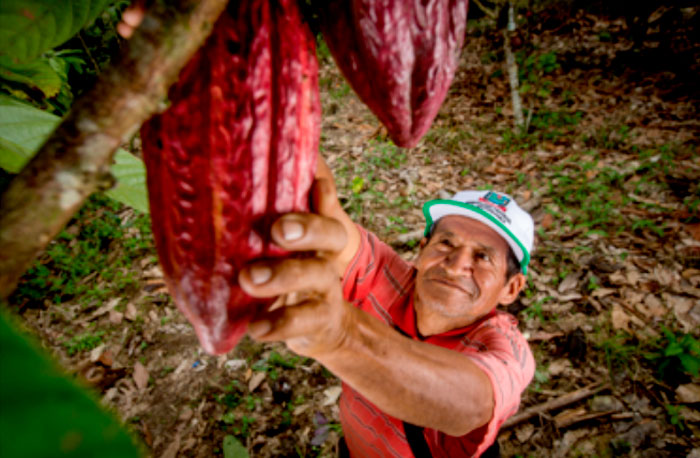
[
  {"left": 419, "top": 237, "right": 428, "bottom": 251},
  {"left": 498, "top": 273, "right": 526, "bottom": 305}
]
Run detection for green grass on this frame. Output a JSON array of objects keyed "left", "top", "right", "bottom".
[
  {"left": 335, "top": 138, "right": 410, "bottom": 225},
  {"left": 12, "top": 194, "right": 153, "bottom": 307},
  {"left": 62, "top": 330, "right": 105, "bottom": 356}
]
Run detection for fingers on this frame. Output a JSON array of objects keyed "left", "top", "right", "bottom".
[
  {"left": 270, "top": 213, "right": 347, "bottom": 254},
  {"left": 117, "top": 3, "right": 146, "bottom": 39},
  {"left": 239, "top": 257, "right": 341, "bottom": 300},
  {"left": 247, "top": 299, "right": 323, "bottom": 341}
]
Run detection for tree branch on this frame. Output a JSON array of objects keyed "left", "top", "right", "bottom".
[
  {"left": 0, "top": 0, "right": 229, "bottom": 299},
  {"left": 501, "top": 382, "right": 609, "bottom": 429}
]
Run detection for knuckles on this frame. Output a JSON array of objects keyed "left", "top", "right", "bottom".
[
  {"left": 271, "top": 214, "right": 347, "bottom": 253},
  {"left": 240, "top": 257, "right": 336, "bottom": 297}
]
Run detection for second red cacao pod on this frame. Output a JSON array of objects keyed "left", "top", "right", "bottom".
[
  {"left": 319, "top": 0, "right": 468, "bottom": 148},
  {"left": 140, "top": 0, "right": 320, "bottom": 354}
]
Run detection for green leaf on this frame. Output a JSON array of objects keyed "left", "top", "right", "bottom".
[
  {"left": 0, "top": 0, "right": 112, "bottom": 63},
  {"left": 0, "top": 95, "right": 150, "bottom": 213},
  {"left": 0, "top": 309, "right": 142, "bottom": 457},
  {"left": 0, "top": 135, "right": 33, "bottom": 173},
  {"left": 351, "top": 176, "right": 364, "bottom": 194},
  {"left": 679, "top": 353, "right": 700, "bottom": 377},
  {"left": 105, "top": 149, "right": 149, "bottom": 214},
  {"left": 223, "top": 435, "right": 249, "bottom": 458},
  {"left": 0, "top": 55, "right": 63, "bottom": 98},
  {"left": 0, "top": 94, "right": 60, "bottom": 165}
]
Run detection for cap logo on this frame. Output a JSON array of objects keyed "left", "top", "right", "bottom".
[{"left": 479, "top": 191, "right": 510, "bottom": 212}]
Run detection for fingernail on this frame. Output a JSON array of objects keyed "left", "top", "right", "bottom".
[
  {"left": 282, "top": 220, "right": 304, "bottom": 241},
  {"left": 250, "top": 265, "right": 271, "bottom": 284}
]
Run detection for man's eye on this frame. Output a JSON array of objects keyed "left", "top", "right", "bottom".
[
  {"left": 439, "top": 239, "right": 454, "bottom": 247},
  {"left": 477, "top": 252, "right": 491, "bottom": 262}
]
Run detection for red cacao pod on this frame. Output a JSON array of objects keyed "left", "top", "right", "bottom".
[
  {"left": 318, "top": 0, "right": 468, "bottom": 148},
  {"left": 140, "top": 0, "right": 320, "bottom": 355}
]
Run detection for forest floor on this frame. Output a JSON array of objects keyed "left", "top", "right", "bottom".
[{"left": 7, "top": 6, "right": 700, "bottom": 458}]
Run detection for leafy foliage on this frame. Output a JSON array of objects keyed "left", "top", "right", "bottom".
[
  {"left": 0, "top": 309, "right": 141, "bottom": 457},
  {"left": 0, "top": 0, "right": 113, "bottom": 63},
  {"left": 0, "top": 95, "right": 149, "bottom": 213},
  {"left": 646, "top": 328, "right": 700, "bottom": 383},
  {"left": 0, "top": 0, "right": 127, "bottom": 114}
]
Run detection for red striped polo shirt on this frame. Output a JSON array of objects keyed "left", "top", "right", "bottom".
[{"left": 340, "top": 226, "right": 535, "bottom": 457}]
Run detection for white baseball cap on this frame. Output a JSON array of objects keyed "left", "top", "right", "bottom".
[{"left": 422, "top": 190, "right": 534, "bottom": 274}]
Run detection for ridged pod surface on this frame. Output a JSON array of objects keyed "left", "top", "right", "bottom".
[
  {"left": 140, "top": 0, "right": 319, "bottom": 355},
  {"left": 319, "top": 0, "right": 468, "bottom": 148}
]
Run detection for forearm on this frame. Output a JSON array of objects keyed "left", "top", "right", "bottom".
[{"left": 313, "top": 303, "right": 494, "bottom": 436}]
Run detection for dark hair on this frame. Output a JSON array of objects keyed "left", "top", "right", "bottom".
[{"left": 426, "top": 220, "right": 522, "bottom": 282}]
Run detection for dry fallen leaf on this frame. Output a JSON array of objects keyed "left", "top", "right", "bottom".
[
  {"left": 133, "top": 362, "right": 149, "bottom": 391},
  {"left": 322, "top": 386, "right": 343, "bottom": 406},
  {"left": 612, "top": 304, "right": 631, "bottom": 332},
  {"left": 515, "top": 423, "right": 535, "bottom": 443},
  {"left": 541, "top": 213, "right": 554, "bottom": 230},
  {"left": 248, "top": 372, "right": 266, "bottom": 392},
  {"left": 676, "top": 384, "right": 700, "bottom": 404},
  {"left": 686, "top": 223, "right": 700, "bottom": 241},
  {"left": 109, "top": 310, "right": 123, "bottom": 325},
  {"left": 98, "top": 350, "right": 114, "bottom": 367},
  {"left": 125, "top": 303, "right": 138, "bottom": 321},
  {"left": 548, "top": 358, "right": 573, "bottom": 377},
  {"left": 642, "top": 294, "right": 666, "bottom": 317},
  {"left": 558, "top": 273, "right": 580, "bottom": 294},
  {"left": 160, "top": 432, "right": 180, "bottom": 458},
  {"left": 89, "top": 344, "right": 106, "bottom": 362}
]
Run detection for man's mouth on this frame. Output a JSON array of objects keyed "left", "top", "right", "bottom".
[{"left": 429, "top": 277, "right": 478, "bottom": 297}]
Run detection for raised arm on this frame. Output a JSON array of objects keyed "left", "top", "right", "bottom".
[{"left": 238, "top": 205, "right": 494, "bottom": 436}]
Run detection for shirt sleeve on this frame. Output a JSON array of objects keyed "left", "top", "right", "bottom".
[{"left": 426, "top": 312, "right": 535, "bottom": 457}]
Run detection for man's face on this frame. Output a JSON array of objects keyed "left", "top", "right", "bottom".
[{"left": 413, "top": 215, "right": 525, "bottom": 335}]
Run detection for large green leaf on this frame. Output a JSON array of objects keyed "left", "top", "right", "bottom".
[
  {"left": 0, "top": 94, "right": 60, "bottom": 160},
  {"left": 0, "top": 55, "right": 63, "bottom": 98},
  {"left": 0, "top": 309, "right": 143, "bottom": 457},
  {"left": 0, "top": 0, "right": 112, "bottom": 64},
  {"left": 105, "top": 149, "right": 149, "bottom": 214},
  {"left": 0, "top": 95, "right": 150, "bottom": 213},
  {"left": 0, "top": 135, "right": 33, "bottom": 174}
]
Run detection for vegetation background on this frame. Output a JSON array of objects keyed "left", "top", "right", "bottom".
[{"left": 0, "top": 1, "right": 698, "bottom": 457}]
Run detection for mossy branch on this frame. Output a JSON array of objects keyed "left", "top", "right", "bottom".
[{"left": 0, "top": 0, "right": 229, "bottom": 299}]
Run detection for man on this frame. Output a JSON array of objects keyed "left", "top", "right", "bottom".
[{"left": 238, "top": 157, "right": 536, "bottom": 457}]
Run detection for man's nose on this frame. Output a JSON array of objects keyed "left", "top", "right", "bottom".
[{"left": 444, "top": 247, "right": 473, "bottom": 275}]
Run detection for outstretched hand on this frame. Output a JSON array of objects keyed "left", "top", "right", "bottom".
[{"left": 238, "top": 171, "right": 354, "bottom": 358}]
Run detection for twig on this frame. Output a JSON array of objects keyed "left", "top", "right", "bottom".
[
  {"left": 472, "top": 0, "right": 498, "bottom": 19},
  {"left": 554, "top": 409, "right": 615, "bottom": 429},
  {"left": 502, "top": 382, "right": 609, "bottom": 429},
  {"left": 0, "top": 0, "right": 230, "bottom": 299},
  {"left": 503, "top": 2, "right": 524, "bottom": 128},
  {"left": 77, "top": 31, "right": 100, "bottom": 74}
]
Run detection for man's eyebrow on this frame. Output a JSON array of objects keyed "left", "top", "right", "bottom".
[{"left": 475, "top": 243, "right": 497, "bottom": 254}]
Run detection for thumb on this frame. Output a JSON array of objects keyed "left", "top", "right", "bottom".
[{"left": 311, "top": 176, "right": 339, "bottom": 217}]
